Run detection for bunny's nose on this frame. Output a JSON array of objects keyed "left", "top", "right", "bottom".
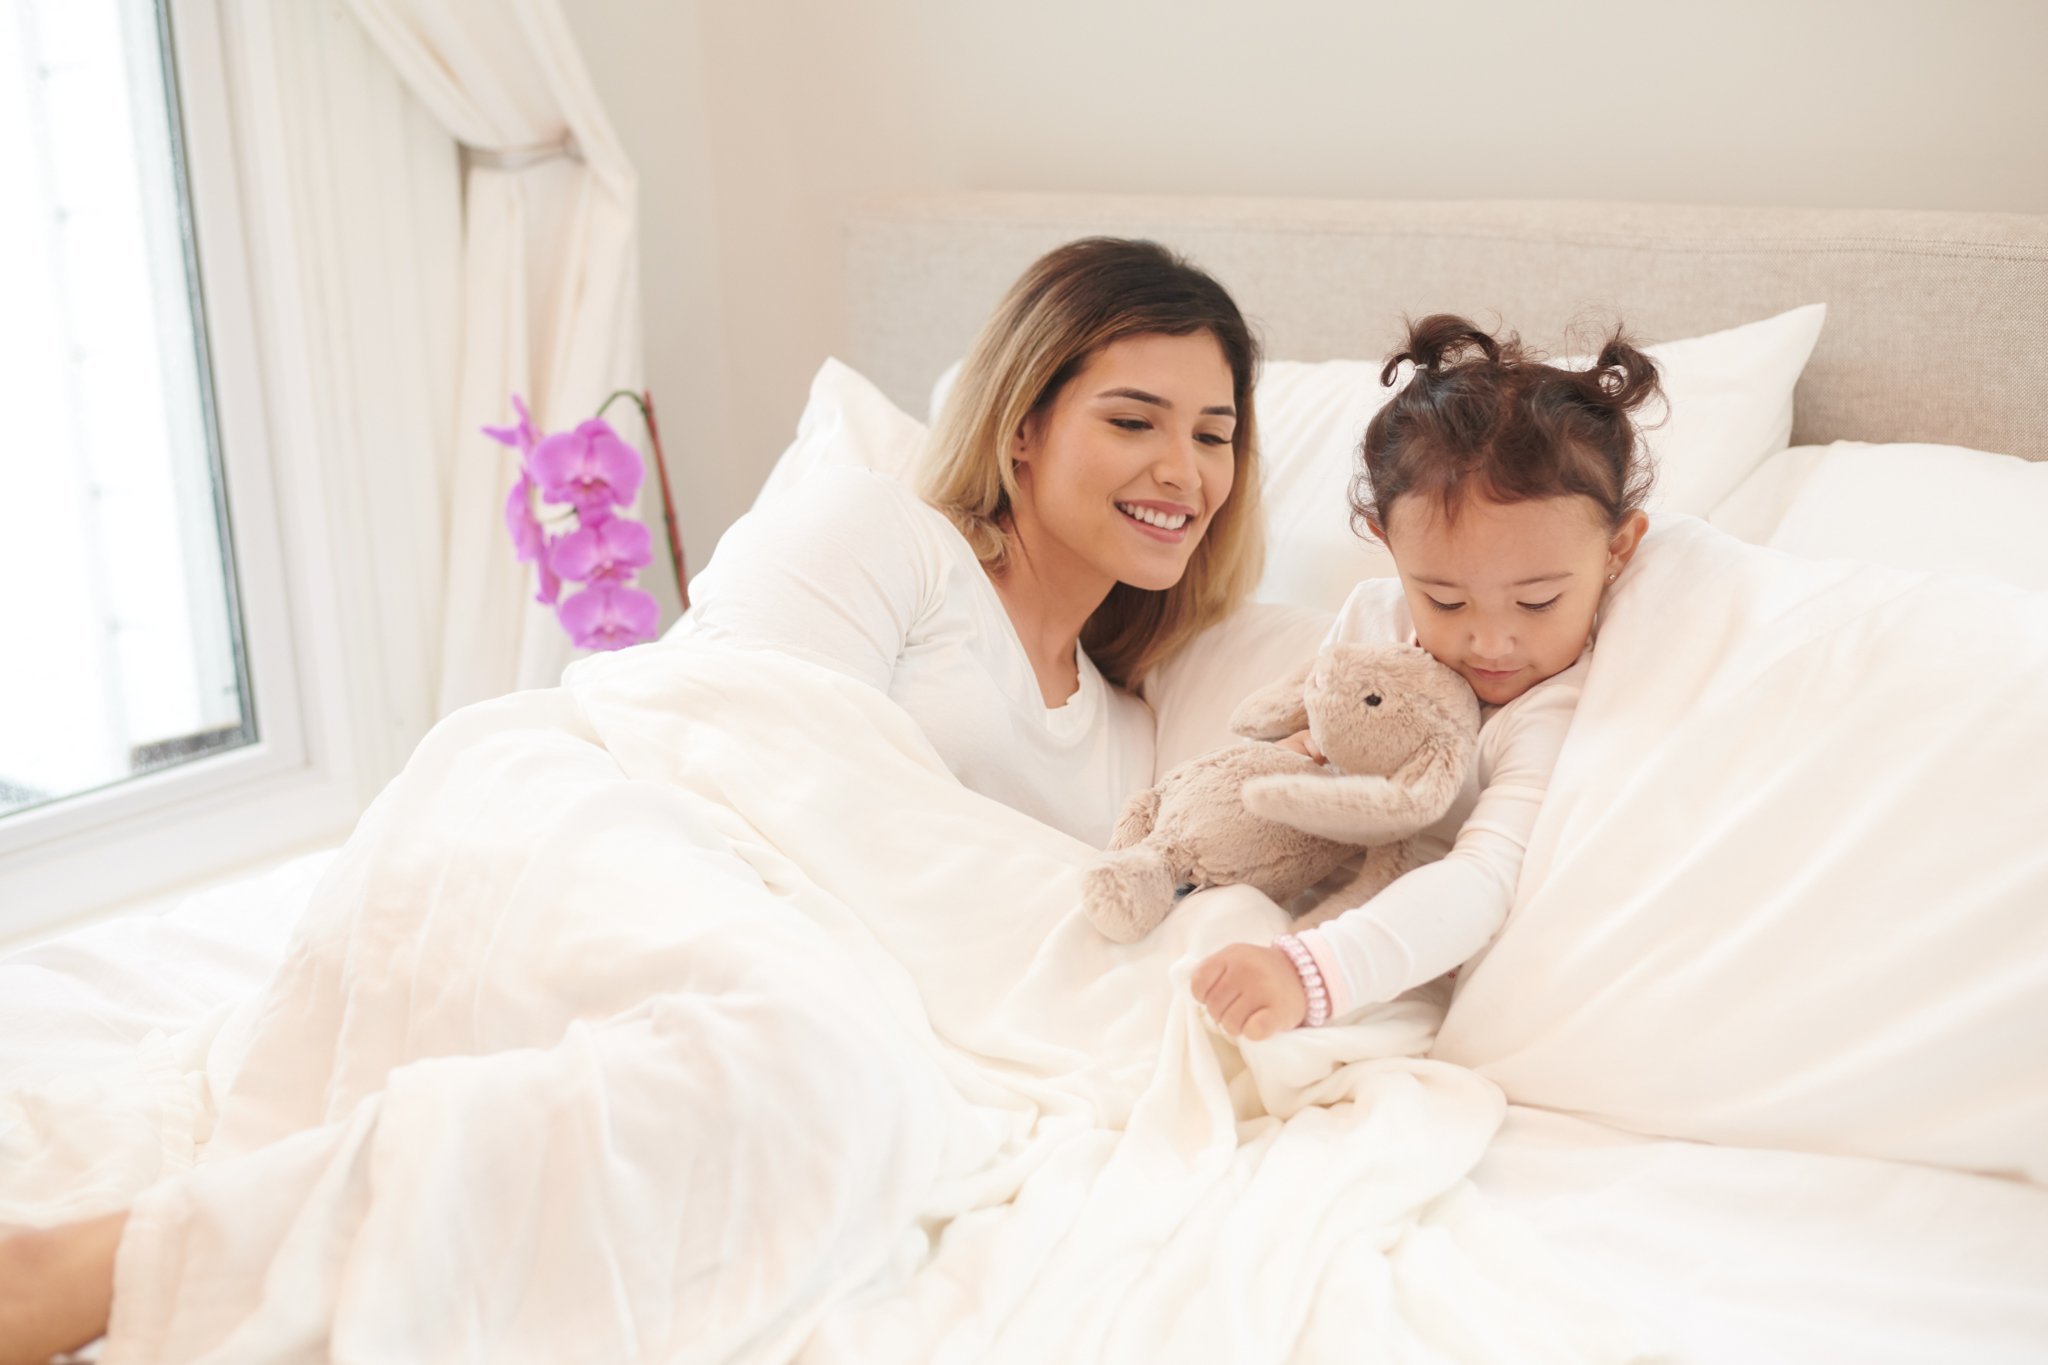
[{"left": 1365, "top": 693, "right": 1382, "bottom": 707}]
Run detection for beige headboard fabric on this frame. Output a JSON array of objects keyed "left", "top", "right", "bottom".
[{"left": 845, "top": 194, "right": 2048, "bottom": 461}]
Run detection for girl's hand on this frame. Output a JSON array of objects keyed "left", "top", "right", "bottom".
[
  {"left": 1191, "top": 943, "right": 1307, "bottom": 1040},
  {"left": 1274, "top": 729, "right": 1326, "bottom": 763}
]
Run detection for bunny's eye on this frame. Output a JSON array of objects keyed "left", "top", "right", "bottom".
[{"left": 1365, "top": 693, "right": 1382, "bottom": 707}]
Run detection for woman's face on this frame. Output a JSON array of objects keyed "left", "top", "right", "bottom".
[
  {"left": 1009, "top": 330, "right": 1238, "bottom": 595},
  {"left": 1379, "top": 491, "right": 1646, "bottom": 706}
]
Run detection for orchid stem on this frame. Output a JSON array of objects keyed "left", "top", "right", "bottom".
[{"left": 597, "top": 388, "right": 690, "bottom": 611}]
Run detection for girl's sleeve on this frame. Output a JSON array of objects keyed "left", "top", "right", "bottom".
[
  {"left": 1296, "top": 662, "right": 1584, "bottom": 1013},
  {"left": 680, "top": 468, "right": 930, "bottom": 694}
]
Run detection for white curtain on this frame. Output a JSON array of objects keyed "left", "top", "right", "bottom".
[{"left": 344, "top": 0, "right": 644, "bottom": 712}]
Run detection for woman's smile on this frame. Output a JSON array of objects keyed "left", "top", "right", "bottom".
[{"left": 1114, "top": 498, "right": 1198, "bottom": 542}]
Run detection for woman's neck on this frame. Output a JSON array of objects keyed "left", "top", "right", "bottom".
[{"left": 985, "top": 532, "right": 1114, "bottom": 708}]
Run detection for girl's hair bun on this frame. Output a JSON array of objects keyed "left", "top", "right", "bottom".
[
  {"left": 1568, "top": 336, "right": 1661, "bottom": 418},
  {"left": 1381, "top": 314, "right": 1503, "bottom": 387}
]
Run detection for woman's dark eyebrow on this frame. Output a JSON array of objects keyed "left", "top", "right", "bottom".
[{"left": 1095, "top": 386, "right": 1236, "bottom": 417}]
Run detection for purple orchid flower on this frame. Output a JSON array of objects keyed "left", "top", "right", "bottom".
[
  {"left": 487, "top": 394, "right": 679, "bottom": 640},
  {"left": 550, "top": 516, "right": 652, "bottom": 586},
  {"left": 504, "top": 473, "right": 545, "bottom": 563},
  {"left": 534, "top": 539, "right": 564, "bottom": 607},
  {"left": 482, "top": 393, "right": 538, "bottom": 456},
  {"left": 557, "top": 583, "right": 660, "bottom": 651},
  {"left": 503, "top": 471, "right": 565, "bottom": 605},
  {"left": 529, "top": 418, "right": 644, "bottom": 518}
]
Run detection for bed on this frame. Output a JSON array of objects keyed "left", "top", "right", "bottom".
[
  {"left": 850, "top": 195, "right": 2048, "bottom": 1364},
  {"left": 5, "top": 195, "right": 2046, "bottom": 1364}
]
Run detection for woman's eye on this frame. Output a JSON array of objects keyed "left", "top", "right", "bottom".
[
  {"left": 1519, "top": 595, "right": 1562, "bottom": 612},
  {"left": 1109, "top": 418, "right": 1151, "bottom": 432},
  {"left": 1426, "top": 598, "right": 1464, "bottom": 613},
  {"left": 1196, "top": 431, "right": 1233, "bottom": 447}
]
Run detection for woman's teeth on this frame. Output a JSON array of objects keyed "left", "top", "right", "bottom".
[{"left": 1116, "top": 502, "right": 1190, "bottom": 530}]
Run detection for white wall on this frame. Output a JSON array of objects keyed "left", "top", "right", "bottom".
[{"left": 567, "top": 0, "right": 2048, "bottom": 572}]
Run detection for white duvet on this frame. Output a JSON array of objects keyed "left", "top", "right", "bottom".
[
  {"left": 2, "top": 638, "right": 1646, "bottom": 1362},
  {"left": 1438, "top": 516, "right": 2048, "bottom": 1181},
  {"left": 7, "top": 511, "right": 2044, "bottom": 1363}
]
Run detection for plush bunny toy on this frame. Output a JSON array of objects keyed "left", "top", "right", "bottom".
[{"left": 1084, "top": 643, "right": 1482, "bottom": 944}]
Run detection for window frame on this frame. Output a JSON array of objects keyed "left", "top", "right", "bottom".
[{"left": 0, "top": 0, "right": 371, "bottom": 942}]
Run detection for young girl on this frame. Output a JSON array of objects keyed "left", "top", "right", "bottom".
[{"left": 1192, "top": 314, "right": 1659, "bottom": 1040}]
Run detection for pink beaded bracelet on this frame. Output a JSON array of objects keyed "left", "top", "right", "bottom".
[{"left": 1273, "top": 933, "right": 1331, "bottom": 1028}]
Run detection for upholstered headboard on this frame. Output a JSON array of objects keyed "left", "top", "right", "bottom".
[{"left": 845, "top": 194, "right": 2048, "bottom": 460}]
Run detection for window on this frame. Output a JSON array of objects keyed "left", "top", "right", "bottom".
[
  {"left": 1, "top": 0, "right": 253, "bottom": 817},
  {"left": 0, "top": 0, "right": 397, "bottom": 944}
]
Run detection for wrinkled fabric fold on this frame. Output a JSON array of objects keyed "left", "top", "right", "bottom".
[{"left": 31, "top": 641, "right": 1650, "bottom": 1361}]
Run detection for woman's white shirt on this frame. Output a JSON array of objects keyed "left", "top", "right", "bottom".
[
  {"left": 1297, "top": 579, "right": 1587, "bottom": 1013},
  {"left": 675, "top": 467, "right": 1155, "bottom": 845}
]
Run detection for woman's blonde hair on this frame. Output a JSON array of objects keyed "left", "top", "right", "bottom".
[{"left": 916, "top": 237, "right": 1265, "bottom": 689}]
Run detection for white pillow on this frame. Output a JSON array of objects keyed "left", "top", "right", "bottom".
[
  {"left": 1249, "top": 360, "right": 1402, "bottom": 608},
  {"left": 1139, "top": 601, "right": 1334, "bottom": 779},
  {"left": 772, "top": 304, "right": 1831, "bottom": 619},
  {"left": 1632, "top": 304, "right": 1827, "bottom": 517},
  {"left": 1703, "top": 444, "right": 1830, "bottom": 544},
  {"left": 1242, "top": 305, "right": 1828, "bottom": 614},
  {"left": 751, "top": 358, "right": 926, "bottom": 509},
  {"left": 1714, "top": 440, "right": 2048, "bottom": 591}
]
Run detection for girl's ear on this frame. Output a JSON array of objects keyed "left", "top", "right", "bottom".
[
  {"left": 1229, "top": 656, "right": 1315, "bottom": 740},
  {"left": 1364, "top": 515, "right": 1386, "bottom": 544},
  {"left": 1607, "top": 508, "right": 1649, "bottom": 574}
]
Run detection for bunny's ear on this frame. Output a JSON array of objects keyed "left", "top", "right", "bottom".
[{"left": 1228, "top": 656, "right": 1316, "bottom": 740}]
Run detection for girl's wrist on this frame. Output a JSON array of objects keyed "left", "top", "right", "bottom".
[{"left": 1272, "top": 933, "right": 1331, "bottom": 1027}]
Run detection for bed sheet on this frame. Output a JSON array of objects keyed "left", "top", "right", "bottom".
[
  {"left": 1471, "top": 1107, "right": 2048, "bottom": 1365},
  {"left": 0, "top": 851, "right": 333, "bottom": 1227},
  {"left": 13, "top": 855, "right": 2045, "bottom": 1365}
]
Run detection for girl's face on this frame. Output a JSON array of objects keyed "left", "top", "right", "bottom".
[
  {"left": 1009, "top": 331, "right": 1238, "bottom": 595},
  {"left": 1377, "top": 491, "right": 1647, "bottom": 707}
]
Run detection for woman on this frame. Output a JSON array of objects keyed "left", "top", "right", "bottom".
[
  {"left": 0, "top": 237, "right": 1265, "bottom": 1362},
  {"left": 686, "top": 235, "right": 1264, "bottom": 843}
]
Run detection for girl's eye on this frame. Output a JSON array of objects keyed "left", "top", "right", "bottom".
[
  {"left": 1426, "top": 597, "right": 1464, "bottom": 613},
  {"left": 1519, "top": 595, "right": 1563, "bottom": 612}
]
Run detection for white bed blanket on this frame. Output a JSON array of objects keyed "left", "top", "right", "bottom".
[
  {"left": 3, "top": 643, "right": 1648, "bottom": 1363},
  {"left": 1434, "top": 516, "right": 2048, "bottom": 1180}
]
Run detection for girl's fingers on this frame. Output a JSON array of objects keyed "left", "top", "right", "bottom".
[
  {"left": 1221, "top": 993, "right": 1262, "bottom": 1037},
  {"left": 1191, "top": 957, "right": 1223, "bottom": 996},
  {"left": 1243, "top": 1008, "right": 1276, "bottom": 1041}
]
